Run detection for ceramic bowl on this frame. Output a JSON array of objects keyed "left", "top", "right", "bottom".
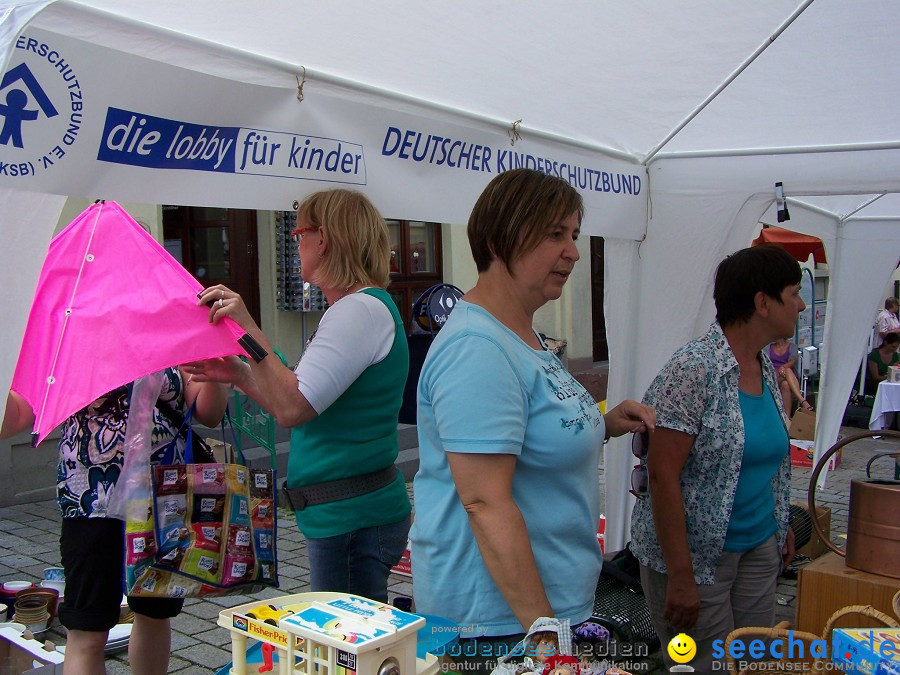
[
  {"left": 40, "top": 579, "right": 65, "bottom": 594},
  {"left": 43, "top": 567, "right": 65, "bottom": 582},
  {"left": 2, "top": 580, "right": 33, "bottom": 593}
]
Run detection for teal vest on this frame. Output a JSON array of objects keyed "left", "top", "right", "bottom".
[{"left": 288, "top": 288, "right": 411, "bottom": 538}]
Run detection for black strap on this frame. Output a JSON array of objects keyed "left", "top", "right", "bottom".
[{"left": 282, "top": 466, "right": 398, "bottom": 511}]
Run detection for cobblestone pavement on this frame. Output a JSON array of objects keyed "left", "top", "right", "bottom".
[{"left": 0, "top": 426, "right": 895, "bottom": 673}]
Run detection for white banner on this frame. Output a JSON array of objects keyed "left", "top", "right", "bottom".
[{"left": 0, "top": 27, "right": 647, "bottom": 236}]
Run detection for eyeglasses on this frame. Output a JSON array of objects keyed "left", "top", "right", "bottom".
[
  {"left": 290, "top": 226, "right": 317, "bottom": 244},
  {"left": 630, "top": 430, "right": 649, "bottom": 499}
]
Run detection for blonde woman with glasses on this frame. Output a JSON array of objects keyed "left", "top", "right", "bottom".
[{"left": 186, "top": 189, "right": 411, "bottom": 603}]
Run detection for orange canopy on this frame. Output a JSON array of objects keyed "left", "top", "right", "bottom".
[{"left": 752, "top": 226, "right": 827, "bottom": 264}]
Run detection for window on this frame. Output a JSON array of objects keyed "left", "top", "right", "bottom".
[
  {"left": 385, "top": 220, "right": 443, "bottom": 330},
  {"left": 162, "top": 205, "right": 260, "bottom": 323}
]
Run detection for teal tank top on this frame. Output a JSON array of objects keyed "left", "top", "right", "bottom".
[
  {"left": 724, "top": 383, "right": 788, "bottom": 551},
  {"left": 288, "top": 288, "right": 411, "bottom": 538}
]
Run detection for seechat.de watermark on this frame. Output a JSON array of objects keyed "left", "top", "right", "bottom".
[
  {"left": 706, "top": 630, "right": 895, "bottom": 672},
  {"left": 662, "top": 630, "right": 898, "bottom": 672}
]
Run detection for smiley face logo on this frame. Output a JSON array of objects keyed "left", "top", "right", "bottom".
[{"left": 667, "top": 633, "right": 696, "bottom": 664}]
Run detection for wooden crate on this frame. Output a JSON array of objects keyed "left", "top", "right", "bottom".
[{"left": 796, "top": 551, "right": 899, "bottom": 635}]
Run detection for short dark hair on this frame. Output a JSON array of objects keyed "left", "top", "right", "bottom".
[
  {"left": 468, "top": 168, "right": 583, "bottom": 273},
  {"left": 884, "top": 332, "right": 900, "bottom": 347},
  {"left": 714, "top": 244, "right": 802, "bottom": 327},
  {"left": 885, "top": 297, "right": 899, "bottom": 310}
]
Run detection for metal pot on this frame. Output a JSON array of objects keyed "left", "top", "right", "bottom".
[{"left": 808, "top": 429, "right": 900, "bottom": 579}]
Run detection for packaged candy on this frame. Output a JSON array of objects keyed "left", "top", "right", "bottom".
[
  {"left": 154, "top": 465, "right": 188, "bottom": 495},
  {"left": 225, "top": 465, "right": 249, "bottom": 491},
  {"left": 254, "top": 528, "right": 276, "bottom": 561},
  {"left": 192, "top": 494, "right": 225, "bottom": 523},
  {"left": 227, "top": 524, "right": 254, "bottom": 554},
  {"left": 191, "top": 523, "right": 222, "bottom": 552},
  {"left": 221, "top": 553, "right": 256, "bottom": 585},
  {"left": 182, "top": 547, "right": 222, "bottom": 583},
  {"left": 126, "top": 530, "right": 156, "bottom": 565},
  {"left": 249, "top": 469, "right": 273, "bottom": 498},
  {"left": 252, "top": 498, "right": 274, "bottom": 525},
  {"left": 228, "top": 493, "right": 251, "bottom": 527},
  {"left": 191, "top": 465, "right": 226, "bottom": 494}
]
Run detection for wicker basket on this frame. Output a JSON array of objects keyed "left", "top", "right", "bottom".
[
  {"left": 724, "top": 605, "right": 900, "bottom": 675},
  {"left": 821, "top": 604, "right": 899, "bottom": 645},
  {"left": 725, "top": 621, "right": 820, "bottom": 674}
]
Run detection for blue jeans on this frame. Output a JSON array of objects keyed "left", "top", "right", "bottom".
[{"left": 305, "top": 515, "right": 411, "bottom": 603}]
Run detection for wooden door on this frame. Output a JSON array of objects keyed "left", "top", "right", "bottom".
[
  {"left": 385, "top": 219, "right": 443, "bottom": 330},
  {"left": 162, "top": 206, "right": 260, "bottom": 324},
  {"left": 591, "top": 236, "right": 608, "bottom": 362}
]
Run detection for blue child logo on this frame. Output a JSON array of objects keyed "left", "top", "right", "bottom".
[{"left": 0, "top": 62, "right": 58, "bottom": 148}]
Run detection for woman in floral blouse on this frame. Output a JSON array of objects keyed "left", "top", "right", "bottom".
[{"left": 631, "top": 244, "right": 801, "bottom": 672}]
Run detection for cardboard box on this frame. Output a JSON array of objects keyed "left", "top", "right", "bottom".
[
  {"left": 205, "top": 438, "right": 233, "bottom": 463},
  {"left": 790, "top": 440, "right": 842, "bottom": 470},
  {"left": 831, "top": 628, "right": 900, "bottom": 675},
  {"left": 0, "top": 627, "right": 65, "bottom": 674},
  {"left": 791, "top": 501, "right": 832, "bottom": 559},
  {"left": 796, "top": 551, "right": 900, "bottom": 635},
  {"left": 789, "top": 407, "right": 816, "bottom": 441},
  {"left": 889, "top": 366, "right": 900, "bottom": 383}
]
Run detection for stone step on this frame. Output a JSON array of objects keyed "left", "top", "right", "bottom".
[
  {"left": 395, "top": 445, "right": 420, "bottom": 481},
  {"left": 397, "top": 423, "right": 418, "bottom": 451}
]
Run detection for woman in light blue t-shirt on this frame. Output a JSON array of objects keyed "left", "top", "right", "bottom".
[{"left": 411, "top": 168, "right": 655, "bottom": 672}]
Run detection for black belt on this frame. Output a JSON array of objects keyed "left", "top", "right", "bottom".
[{"left": 281, "top": 465, "right": 398, "bottom": 511}]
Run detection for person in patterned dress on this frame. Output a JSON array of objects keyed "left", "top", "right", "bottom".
[{"left": 3, "top": 368, "right": 226, "bottom": 675}]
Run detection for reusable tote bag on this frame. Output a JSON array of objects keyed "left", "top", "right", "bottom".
[{"left": 124, "top": 403, "right": 279, "bottom": 599}]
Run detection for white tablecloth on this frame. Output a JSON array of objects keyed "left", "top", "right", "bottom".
[{"left": 868, "top": 380, "right": 900, "bottom": 430}]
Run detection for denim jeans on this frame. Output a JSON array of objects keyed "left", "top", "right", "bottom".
[{"left": 305, "top": 515, "right": 411, "bottom": 603}]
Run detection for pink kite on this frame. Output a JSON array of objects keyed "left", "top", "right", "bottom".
[{"left": 11, "top": 200, "right": 264, "bottom": 445}]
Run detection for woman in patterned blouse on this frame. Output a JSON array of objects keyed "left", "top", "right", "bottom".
[{"left": 630, "top": 244, "right": 802, "bottom": 672}]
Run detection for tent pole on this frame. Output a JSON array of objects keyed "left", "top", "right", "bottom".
[
  {"left": 788, "top": 198, "right": 855, "bottom": 219},
  {"left": 788, "top": 196, "right": 899, "bottom": 222},
  {"left": 843, "top": 215, "right": 900, "bottom": 222},
  {"left": 649, "top": 140, "right": 900, "bottom": 162},
  {"left": 642, "top": 0, "right": 815, "bottom": 164},
  {"left": 839, "top": 194, "right": 886, "bottom": 220}
]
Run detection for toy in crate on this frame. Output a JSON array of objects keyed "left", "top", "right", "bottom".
[
  {"left": 832, "top": 628, "right": 900, "bottom": 675},
  {"left": 217, "top": 592, "right": 439, "bottom": 674}
]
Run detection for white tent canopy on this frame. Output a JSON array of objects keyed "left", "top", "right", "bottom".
[{"left": 2, "top": 0, "right": 899, "bottom": 550}]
